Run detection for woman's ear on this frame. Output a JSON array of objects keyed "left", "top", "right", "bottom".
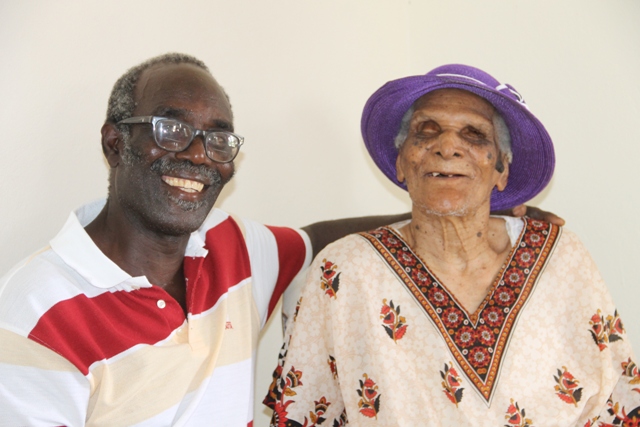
[
  {"left": 495, "top": 154, "right": 509, "bottom": 192},
  {"left": 396, "top": 153, "right": 406, "bottom": 184}
]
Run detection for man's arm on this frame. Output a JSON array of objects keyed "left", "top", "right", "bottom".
[
  {"left": 302, "top": 213, "right": 410, "bottom": 258},
  {"left": 0, "top": 328, "right": 88, "bottom": 425},
  {"left": 302, "top": 206, "right": 564, "bottom": 258}
]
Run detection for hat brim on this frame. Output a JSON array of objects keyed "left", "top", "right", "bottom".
[{"left": 361, "top": 75, "right": 555, "bottom": 211}]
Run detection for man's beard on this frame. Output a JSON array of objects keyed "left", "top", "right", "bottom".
[{"left": 122, "top": 138, "right": 228, "bottom": 212}]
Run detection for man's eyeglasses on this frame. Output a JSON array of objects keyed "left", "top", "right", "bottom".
[{"left": 117, "top": 116, "right": 244, "bottom": 164}]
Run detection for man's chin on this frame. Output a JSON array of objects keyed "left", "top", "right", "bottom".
[{"left": 168, "top": 195, "right": 207, "bottom": 212}]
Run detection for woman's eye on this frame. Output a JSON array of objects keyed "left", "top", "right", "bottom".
[
  {"left": 463, "top": 127, "right": 487, "bottom": 140},
  {"left": 416, "top": 121, "right": 439, "bottom": 135}
]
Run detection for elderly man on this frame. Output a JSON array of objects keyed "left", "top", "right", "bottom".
[
  {"left": 0, "top": 53, "right": 414, "bottom": 426},
  {"left": 264, "top": 65, "right": 639, "bottom": 426}
]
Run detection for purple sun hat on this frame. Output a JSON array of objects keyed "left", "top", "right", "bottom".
[{"left": 361, "top": 64, "right": 555, "bottom": 211}]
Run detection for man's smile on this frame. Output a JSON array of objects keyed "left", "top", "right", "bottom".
[{"left": 162, "top": 175, "right": 205, "bottom": 193}]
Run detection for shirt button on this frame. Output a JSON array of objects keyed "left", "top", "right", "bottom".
[{"left": 157, "top": 299, "right": 166, "bottom": 309}]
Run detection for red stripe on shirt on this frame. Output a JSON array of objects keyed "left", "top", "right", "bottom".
[
  {"left": 29, "top": 287, "right": 185, "bottom": 375},
  {"left": 265, "top": 226, "right": 306, "bottom": 318},
  {"left": 185, "top": 216, "right": 252, "bottom": 316}
]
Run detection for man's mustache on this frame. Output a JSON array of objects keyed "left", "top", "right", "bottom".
[{"left": 150, "top": 158, "right": 222, "bottom": 186}]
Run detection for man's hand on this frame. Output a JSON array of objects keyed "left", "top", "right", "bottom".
[{"left": 499, "top": 205, "right": 565, "bottom": 226}]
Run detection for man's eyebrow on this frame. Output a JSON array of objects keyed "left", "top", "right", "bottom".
[
  {"left": 152, "top": 107, "right": 233, "bottom": 130},
  {"left": 153, "top": 106, "right": 189, "bottom": 118},
  {"left": 211, "top": 120, "right": 232, "bottom": 130}
]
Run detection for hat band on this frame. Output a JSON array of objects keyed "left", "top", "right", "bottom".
[
  {"left": 435, "top": 73, "right": 529, "bottom": 110},
  {"left": 436, "top": 73, "right": 488, "bottom": 86},
  {"left": 495, "top": 84, "right": 529, "bottom": 110}
]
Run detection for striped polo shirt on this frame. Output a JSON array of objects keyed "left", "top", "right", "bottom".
[{"left": 0, "top": 200, "right": 311, "bottom": 426}]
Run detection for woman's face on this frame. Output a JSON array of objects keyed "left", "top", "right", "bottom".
[{"left": 396, "top": 89, "right": 509, "bottom": 218}]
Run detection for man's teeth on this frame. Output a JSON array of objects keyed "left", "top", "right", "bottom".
[
  {"left": 428, "top": 172, "right": 456, "bottom": 177},
  {"left": 162, "top": 176, "right": 204, "bottom": 193}
]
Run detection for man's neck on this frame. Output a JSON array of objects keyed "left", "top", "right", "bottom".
[{"left": 84, "top": 202, "right": 191, "bottom": 313}]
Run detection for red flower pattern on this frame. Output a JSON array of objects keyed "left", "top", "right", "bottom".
[
  {"left": 380, "top": 299, "right": 408, "bottom": 343},
  {"left": 590, "top": 310, "right": 608, "bottom": 351},
  {"left": 320, "top": 259, "right": 341, "bottom": 299},
  {"left": 524, "top": 232, "right": 544, "bottom": 247},
  {"left": 398, "top": 251, "right": 417, "bottom": 267},
  {"left": 442, "top": 307, "right": 464, "bottom": 328},
  {"left": 609, "top": 310, "right": 625, "bottom": 340},
  {"left": 440, "top": 362, "right": 464, "bottom": 407},
  {"left": 605, "top": 397, "right": 640, "bottom": 427},
  {"left": 530, "top": 220, "right": 546, "bottom": 230},
  {"left": 411, "top": 269, "right": 431, "bottom": 287},
  {"left": 357, "top": 374, "right": 381, "bottom": 419},
  {"left": 482, "top": 306, "right": 504, "bottom": 327},
  {"left": 504, "top": 267, "right": 525, "bottom": 287},
  {"left": 381, "top": 233, "right": 402, "bottom": 248},
  {"left": 515, "top": 248, "right": 536, "bottom": 268},
  {"left": 504, "top": 399, "right": 534, "bottom": 427},
  {"left": 590, "top": 309, "right": 626, "bottom": 351},
  {"left": 266, "top": 364, "right": 335, "bottom": 427},
  {"left": 468, "top": 346, "right": 491, "bottom": 368},
  {"left": 454, "top": 326, "right": 476, "bottom": 348},
  {"left": 495, "top": 287, "right": 515, "bottom": 306},
  {"left": 272, "top": 400, "right": 294, "bottom": 427},
  {"left": 554, "top": 366, "right": 583, "bottom": 406},
  {"left": 476, "top": 325, "right": 496, "bottom": 346},
  {"left": 622, "top": 358, "right": 640, "bottom": 393},
  {"left": 428, "top": 287, "right": 450, "bottom": 307}
]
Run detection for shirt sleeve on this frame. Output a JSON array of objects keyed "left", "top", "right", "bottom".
[
  {"left": 0, "top": 327, "right": 89, "bottom": 427},
  {"left": 239, "top": 218, "right": 312, "bottom": 328},
  {"left": 263, "top": 252, "right": 347, "bottom": 426},
  {"left": 585, "top": 358, "right": 640, "bottom": 426},
  {"left": 557, "top": 229, "right": 640, "bottom": 426}
]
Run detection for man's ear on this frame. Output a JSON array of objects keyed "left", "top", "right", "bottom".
[
  {"left": 495, "top": 154, "right": 509, "bottom": 192},
  {"left": 101, "top": 123, "right": 123, "bottom": 168}
]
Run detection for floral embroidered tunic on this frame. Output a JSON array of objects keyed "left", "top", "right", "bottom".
[{"left": 264, "top": 217, "right": 640, "bottom": 427}]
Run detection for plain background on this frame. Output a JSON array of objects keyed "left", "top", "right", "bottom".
[{"left": 1, "top": 1, "right": 638, "bottom": 424}]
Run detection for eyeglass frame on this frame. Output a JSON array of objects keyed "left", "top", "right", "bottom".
[{"left": 117, "top": 115, "right": 244, "bottom": 164}]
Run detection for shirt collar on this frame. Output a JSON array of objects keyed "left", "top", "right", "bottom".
[{"left": 49, "top": 198, "right": 210, "bottom": 290}]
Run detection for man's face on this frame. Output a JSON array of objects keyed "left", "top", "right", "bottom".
[
  {"left": 112, "top": 63, "right": 235, "bottom": 236},
  {"left": 396, "top": 89, "right": 509, "bottom": 217}
]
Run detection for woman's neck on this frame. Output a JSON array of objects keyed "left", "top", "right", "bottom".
[{"left": 398, "top": 208, "right": 513, "bottom": 313}]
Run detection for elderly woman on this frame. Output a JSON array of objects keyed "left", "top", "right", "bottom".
[{"left": 264, "top": 65, "right": 639, "bottom": 426}]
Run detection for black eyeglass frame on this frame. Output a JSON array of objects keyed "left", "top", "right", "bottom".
[{"left": 117, "top": 115, "right": 244, "bottom": 164}]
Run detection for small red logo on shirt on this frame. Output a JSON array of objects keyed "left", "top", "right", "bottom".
[{"left": 225, "top": 321, "right": 233, "bottom": 329}]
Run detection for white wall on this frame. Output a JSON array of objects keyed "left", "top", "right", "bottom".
[{"left": 1, "top": 1, "right": 638, "bottom": 425}]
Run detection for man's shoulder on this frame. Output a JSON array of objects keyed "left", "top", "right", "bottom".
[
  {"left": 0, "top": 245, "right": 81, "bottom": 334},
  {"left": 196, "top": 208, "right": 306, "bottom": 249}
]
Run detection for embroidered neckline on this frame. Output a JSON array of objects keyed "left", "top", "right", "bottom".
[{"left": 360, "top": 217, "right": 560, "bottom": 404}]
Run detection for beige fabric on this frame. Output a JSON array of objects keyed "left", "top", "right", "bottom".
[{"left": 266, "top": 219, "right": 640, "bottom": 427}]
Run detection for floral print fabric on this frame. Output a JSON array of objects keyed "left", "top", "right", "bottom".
[{"left": 264, "top": 218, "right": 639, "bottom": 426}]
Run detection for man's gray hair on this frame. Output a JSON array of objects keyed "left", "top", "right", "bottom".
[
  {"left": 106, "top": 53, "right": 232, "bottom": 131},
  {"left": 393, "top": 104, "right": 513, "bottom": 164}
]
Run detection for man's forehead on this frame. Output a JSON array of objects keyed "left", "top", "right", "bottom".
[{"left": 134, "top": 63, "right": 232, "bottom": 120}]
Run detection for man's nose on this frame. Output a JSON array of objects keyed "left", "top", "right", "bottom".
[
  {"left": 175, "top": 135, "right": 209, "bottom": 165},
  {"left": 433, "top": 130, "right": 463, "bottom": 159}
]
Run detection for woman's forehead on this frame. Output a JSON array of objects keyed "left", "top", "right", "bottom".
[{"left": 412, "top": 88, "right": 495, "bottom": 122}]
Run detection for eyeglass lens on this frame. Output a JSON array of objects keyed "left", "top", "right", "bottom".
[{"left": 154, "top": 119, "right": 240, "bottom": 162}]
